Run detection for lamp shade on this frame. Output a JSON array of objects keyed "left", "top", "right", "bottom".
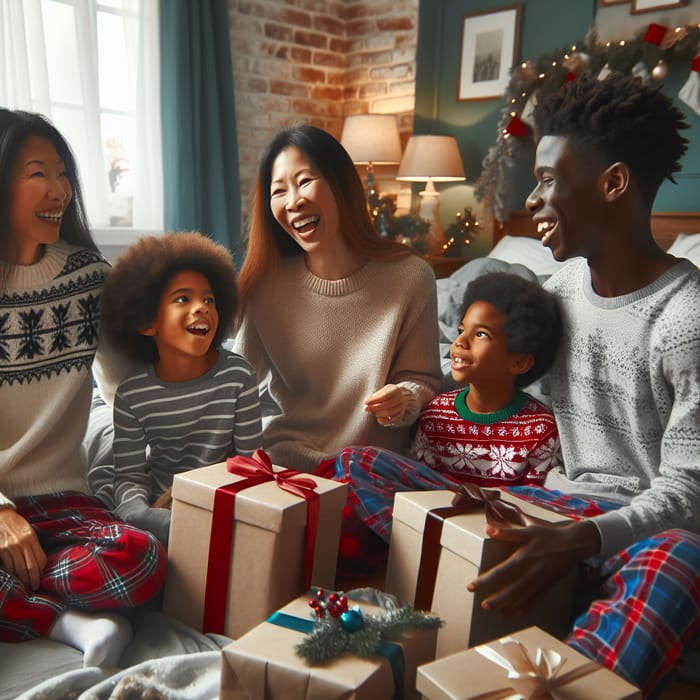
[
  {"left": 397, "top": 135, "right": 466, "bottom": 182},
  {"left": 340, "top": 114, "right": 402, "bottom": 165}
]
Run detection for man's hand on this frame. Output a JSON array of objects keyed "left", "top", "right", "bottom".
[
  {"left": 364, "top": 384, "right": 412, "bottom": 426},
  {"left": 0, "top": 507, "right": 47, "bottom": 590},
  {"left": 467, "top": 519, "right": 600, "bottom": 616}
]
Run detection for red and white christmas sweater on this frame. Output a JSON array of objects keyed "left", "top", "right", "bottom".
[{"left": 411, "top": 387, "right": 562, "bottom": 487}]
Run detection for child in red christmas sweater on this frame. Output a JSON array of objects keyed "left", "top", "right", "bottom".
[
  {"left": 331, "top": 271, "right": 563, "bottom": 570},
  {"left": 411, "top": 271, "right": 562, "bottom": 487}
]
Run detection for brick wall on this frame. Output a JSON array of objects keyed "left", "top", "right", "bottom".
[{"left": 228, "top": 0, "right": 419, "bottom": 214}]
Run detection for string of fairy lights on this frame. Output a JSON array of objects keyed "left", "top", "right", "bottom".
[{"left": 473, "top": 21, "right": 700, "bottom": 224}]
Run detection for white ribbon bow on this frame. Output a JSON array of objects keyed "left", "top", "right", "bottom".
[{"left": 474, "top": 637, "right": 599, "bottom": 700}]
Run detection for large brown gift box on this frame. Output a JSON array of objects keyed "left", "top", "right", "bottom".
[
  {"left": 416, "top": 625, "right": 641, "bottom": 699},
  {"left": 220, "top": 593, "right": 439, "bottom": 699},
  {"left": 385, "top": 489, "right": 576, "bottom": 657},
  {"left": 163, "top": 459, "right": 348, "bottom": 639}
]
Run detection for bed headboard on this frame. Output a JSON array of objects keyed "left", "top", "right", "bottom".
[{"left": 493, "top": 211, "right": 700, "bottom": 251}]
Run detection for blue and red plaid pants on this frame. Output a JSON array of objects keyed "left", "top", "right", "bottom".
[
  {"left": 327, "top": 446, "right": 700, "bottom": 699},
  {"left": 0, "top": 491, "right": 167, "bottom": 642}
]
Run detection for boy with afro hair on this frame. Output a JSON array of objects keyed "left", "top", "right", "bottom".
[
  {"left": 90, "top": 232, "right": 262, "bottom": 545},
  {"left": 329, "top": 271, "right": 562, "bottom": 574},
  {"left": 411, "top": 271, "right": 562, "bottom": 484}
]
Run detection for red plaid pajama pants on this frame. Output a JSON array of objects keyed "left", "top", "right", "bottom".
[
  {"left": 328, "top": 446, "right": 700, "bottom": 698},
  {"left": 0, "top": 491, "right": 167, "bottom": 641}
]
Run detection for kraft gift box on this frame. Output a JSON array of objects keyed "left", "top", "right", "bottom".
[
  {"left": 385, "top": 489, "right": 576, "bottom": 657},
  {"left": 220, "top": 592, "right": 439, "bottom": 700},
  {"left": 416, "top": 625, "right": 641, "bottom": 700},
  {"left": 163, "top": 459, "right": 348, "bottom": 639}
]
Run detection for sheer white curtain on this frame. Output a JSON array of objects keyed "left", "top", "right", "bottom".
[{"left": 0, "top": 0, "right": 162, "bottom": 233}]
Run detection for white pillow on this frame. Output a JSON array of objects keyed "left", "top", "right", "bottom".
[
  {"left": 487, "top": 235, "right": 566, "bottom": 281},
  {"left": 668, "top": 233, "right": 700, "bottom": 268}
]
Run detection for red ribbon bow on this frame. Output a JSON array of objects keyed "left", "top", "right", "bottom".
[
  {"left": 414, "top": 485, "right": 536, "bottom": 611},
  {"left": 226, "top": 449, "right": 319, "bottom": 501},
  {"left": 203, "top": 450, "right": 320, "bottom": 634}
]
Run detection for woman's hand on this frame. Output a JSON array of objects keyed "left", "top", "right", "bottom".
[
  {"left": 0, "top": 507, "right": 47, "bottom": 590},
  {"left": 364, "top": 384, "right": 412, "bottom": 426}
]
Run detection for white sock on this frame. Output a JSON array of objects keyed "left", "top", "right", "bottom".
[{"left": 49, "top": 609, "right": 133, "bottom": 667}]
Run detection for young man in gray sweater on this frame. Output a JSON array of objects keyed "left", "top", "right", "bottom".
[{"left": 468, "top": 72, "right": 700, "bottom": 698}]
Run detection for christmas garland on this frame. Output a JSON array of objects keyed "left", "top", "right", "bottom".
[
  {"left": 294, "top": 589, "right": 443, "bottom": 665},
  {"left": 474, "top": 22, "right": 700, "bottom": 223}
]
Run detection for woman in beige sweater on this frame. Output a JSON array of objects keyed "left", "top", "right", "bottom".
[{"left": 235, "top": 125, "right": 443, "bottom": 472}]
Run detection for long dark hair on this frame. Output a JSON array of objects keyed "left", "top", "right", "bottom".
[
  {"left": 238, "top": 124, "right": 410, "bottom": 310},
  {"left": 0, "top": 109, "right": 96, "bottom": 271}
]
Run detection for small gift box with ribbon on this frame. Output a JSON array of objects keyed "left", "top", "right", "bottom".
[
  {"left": 385, "top": 487, "right": 577, "bottom": 657},
  {"left": 416, "top": 625, "right": 641, "bottom": 700},
  {"left": 220, "top": 590, "right": 441, "bottom": 700},
  {"left": 163, "top": 450, "right": 348, "bottom": 639}
]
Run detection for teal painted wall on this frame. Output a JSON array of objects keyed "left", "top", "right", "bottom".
[{"left": 414, "top": 0, "right": 700, "bottom": 252}]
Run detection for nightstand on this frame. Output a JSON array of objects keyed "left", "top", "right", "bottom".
[{"left": 423, "top": 255, "right": 470, "bottom": 279}]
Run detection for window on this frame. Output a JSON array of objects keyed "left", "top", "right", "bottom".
[{"left": 1, "top": 0, "right": 163, "bottom": 245}]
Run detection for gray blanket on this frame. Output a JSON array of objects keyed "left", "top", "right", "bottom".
[{"left": 1, "top": 610, "right": 231, "bottom": 700}]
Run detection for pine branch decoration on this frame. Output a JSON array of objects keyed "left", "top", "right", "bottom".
[{"left": 294, "top": 590, "right": 443, "bottom": 665}]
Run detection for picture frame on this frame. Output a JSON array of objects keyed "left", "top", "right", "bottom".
[
  {"left": 630, "top": 0, "right": 687, "bottom": 13},
  {"left": 457, "top": 4, "right": 522, "bottom": 102},
  {"left": 598, "top": 0, "right": 629, "bottom": 6}
]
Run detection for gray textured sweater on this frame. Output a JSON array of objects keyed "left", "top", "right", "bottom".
[{"left": 543, "top": 258, "right": 700, "bottom": 558}]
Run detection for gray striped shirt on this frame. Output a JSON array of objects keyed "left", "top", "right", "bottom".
[{"left": 109, "top": 349, "right": 262, "bottom": 519}]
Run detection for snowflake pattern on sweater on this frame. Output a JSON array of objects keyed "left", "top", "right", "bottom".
[
  {"left": 411, "top": 388, "right": 562, "bottom": 487},
  {"left": 0, "top": 248, "right": 107, "bottom": 386}
]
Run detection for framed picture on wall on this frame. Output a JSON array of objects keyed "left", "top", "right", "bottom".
[
  {"left": 631, "top": 0, "right": 686, "bottom": 13},
  {"left": 457, "top": 4, "right": 522, "bottom": 101},
  {"left": 598, "top": 0, "right": 629, "bottom": 7}
]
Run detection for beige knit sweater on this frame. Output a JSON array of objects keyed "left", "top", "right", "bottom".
[{"left": 234, "top": 253, "right": 443, "bottom": 471}]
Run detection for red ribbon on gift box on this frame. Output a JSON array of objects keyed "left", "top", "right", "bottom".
[
  {"left": 413, "top": 484, "right": 536, "bottom": 612},
  {"left": 203, "top": 449, "right": 320, "bottom": 634}
]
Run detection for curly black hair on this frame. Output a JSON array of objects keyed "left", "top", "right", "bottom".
[
  {"left": 533, "top": 72, "right": 689, "bottom": 206},
  {"left": 101, "top": 231, "right": 238, "bottom": 364},
  {"left": 461, "top": 272, "right": 562, "bottom": 388}
]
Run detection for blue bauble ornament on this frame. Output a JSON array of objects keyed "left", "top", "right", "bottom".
[{"left": 339, "top": 608, "right": 363, "bottom": 632}]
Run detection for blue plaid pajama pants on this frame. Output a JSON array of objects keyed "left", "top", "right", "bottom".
[{"left": 332, "top": 446, "right": 700, "bottom": 698}]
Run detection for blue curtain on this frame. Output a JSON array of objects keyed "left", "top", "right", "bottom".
[{"left": 159, "top": 0, "right": 243, "bottom": 264}]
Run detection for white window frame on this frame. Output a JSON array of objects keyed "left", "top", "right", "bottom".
[{"left": 1, "top": 0, "right": 163, "bottom": 247}]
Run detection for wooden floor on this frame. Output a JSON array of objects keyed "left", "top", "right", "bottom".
[{"left": 660, "top": 681, "right": 699, "bottom": 699}]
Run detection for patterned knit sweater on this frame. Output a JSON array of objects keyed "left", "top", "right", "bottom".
[
  {"left": 0, "top": 241, "right": 111, "bottom": 505},
  {"left": 234, "top": 254, "right": 443, "bottom": 471},
  {"left": 411, "top": 387, "right": 562, "bottom": 486},
  {"left": 543, "top": 258, "right": 700, "bottom": 559}
]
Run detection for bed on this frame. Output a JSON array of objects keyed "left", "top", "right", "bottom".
[
  {"left": 436, "top": 209, "right": 700, "bottom": 378},
  {"left": 6, "top": 212, "right": 699, "bottom": 700},
  {"left": 492, "top": 209, "right": 700, "bottom": 270}
]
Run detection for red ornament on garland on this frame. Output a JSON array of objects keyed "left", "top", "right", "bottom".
[
  {"left": 643, "top": 23, "right": 667, "bottom": 46},
  {"left": 504, "top": 115, "right": 529, "bottom": 138}
]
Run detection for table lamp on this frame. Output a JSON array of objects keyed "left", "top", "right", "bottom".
[
  {"left": 396, "top": 134, "right": 466, "bottom": 253},
  {"left": 340, "top": 114, "right": 403, "bottom": 214}
]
